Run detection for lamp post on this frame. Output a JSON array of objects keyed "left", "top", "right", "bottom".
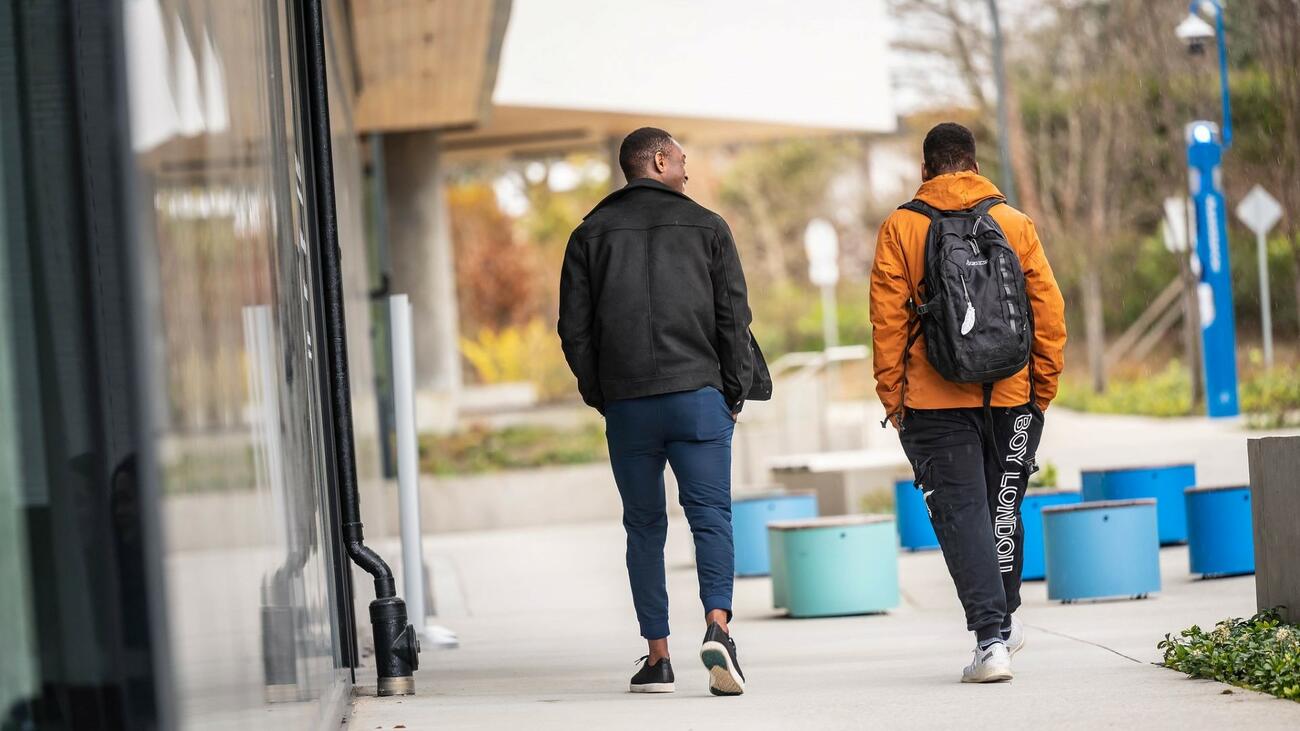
[
  {"left": 1177, "top": 0, "right": 1239, "bottom": 418},
  {"left": 804, "top": 218, "right": 840, "bottom": 350},
  {"left": 985, "top": 0, "right": 1018, "bottom": 206}
]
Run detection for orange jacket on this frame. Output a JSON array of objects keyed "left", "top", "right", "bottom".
[{"left": 870, "top": 172, "right": 1066, "bottom": 422}]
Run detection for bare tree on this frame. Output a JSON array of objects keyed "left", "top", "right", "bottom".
[{"left": 1253, "top": 0, "right": 1300, "bottom": 334}]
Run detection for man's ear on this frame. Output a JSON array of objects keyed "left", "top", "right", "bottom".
[
  {"left": 972, "top": 160, "right": 980, "bottom": 175},
  {"left": 655, "top": 150, "right": 667, "bottom": 173},
  {"left": 920, "top": 163, "right": 930, "bottom": 182}
]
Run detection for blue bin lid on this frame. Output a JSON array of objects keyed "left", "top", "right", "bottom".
[
  {"left": 1184, "top": 484, "right": 1249, "bottom": 494},
  {"left": 1081, "top": 463, "right": 1194, "bottom": 475},
  {"left": 733, "top": 487, "right": 815, "bottom": 502},
  {"left": 767, "top": 514, "right": 893, "bottom": 531},
  {"left": 1023, "top": 487, "right": 1082, "bottom": 497},
  {"left": 1041, "top": 498, "right": 1156, "bottom": 514}
]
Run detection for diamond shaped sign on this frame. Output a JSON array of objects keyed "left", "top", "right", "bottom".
[{"left": 1236, "top": 185, "right": 1283, "bottom": 237}]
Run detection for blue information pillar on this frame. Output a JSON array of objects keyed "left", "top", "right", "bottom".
[{"left": 1187, "top": 121, "right": 1239, "bottom": 417}]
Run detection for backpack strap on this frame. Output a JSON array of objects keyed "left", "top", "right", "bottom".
[
  {"left": 982, "top": 382, "right": 999, "bottom": 463},
  {"left": 885, "top": 200, "right": 942, "bottom": 429},
  {"left": 899, "top": 199, "right": 941, "bottom": 219},
  {"left": 972, "top": 196, "right": 1006, "bottom": 217}
]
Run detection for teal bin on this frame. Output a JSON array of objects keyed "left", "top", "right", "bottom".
[
  {"left": 1042, "top": 499, "right": 1161, "bottom": 602},
  {"left": 769, "top": 528, "right": 790, "bottom": 609},
  {"left": 1021, "top": 489, "right": 1082, "bottom": 581},
  {"left": 1185, "top": 485, "right": 1254, "bottom": 577},
  {"left": 732, "top": 490, "right": 818, "bottom": 576},
  {"left": 1081, "top": 464, "right": 1195, "bottom": 544},
  {"left": 767, "top": 515, "right": 899, "bottom": 617},
  {"left": 894, "top": 478, "right": 939, "bottom": 551}
]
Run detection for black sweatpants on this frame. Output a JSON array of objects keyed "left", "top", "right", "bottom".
[{"left": 899, "top": 403, "right": 1044, "bottom": 641}]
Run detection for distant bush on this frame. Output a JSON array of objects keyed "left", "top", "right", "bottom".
[
  {"left": 1028, "top": 460, "right": 1059, "bottom": 489},
  {"left": 1057, "top": 359, "right": 1300, "bottom": 427},
  {"left": 1159, "top": 609, "right": 1300, "bottom": 702},
  {"left": 460, "top": 318, "right": 573, "bottom": 401},
  {"left": 1055, "top": 361, "right": 1194, "bottom": 417},
  {"left": 419, "top": 423, "right": 607, "bottom": 475},
  {"left": 750, "top": 280, "right": 872, "bottom": 358},
  {"left": 1240, "top": 360, "right": 1300, "bottom": 428}
]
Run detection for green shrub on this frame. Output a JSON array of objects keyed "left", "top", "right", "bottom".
[
  {"left": 1057, "top": 358, "right": 1300, "bottom": 427},
  {"left": 1029, "top": 460, "right": 1058, "bottom": 489},
  {"left": 750, "top": 280, "right": 872, "bottom": 358},
  {"left": 1055, "top": 361, "right": 1195, "bottom": 417},
  {"left": 419, "top": 423, "right": 607, "bottom": 475},
  {"left": 1159, "top": 609, "right": 1300, "bottom": 701},
  {"left": 1240, "top": 360, "right": 1300, "bottom": 428}
]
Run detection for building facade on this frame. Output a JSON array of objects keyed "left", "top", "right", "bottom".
[{"left": 2, "top": 1, "right": 379, "bottom": 727}]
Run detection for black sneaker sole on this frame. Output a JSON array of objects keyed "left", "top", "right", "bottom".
[{"left": 700, "top": 641, "right": 745, "bottom": 696}]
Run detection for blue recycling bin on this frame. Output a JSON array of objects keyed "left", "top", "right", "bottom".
[
  {"left": 767, "top": 515, "right": 899, "bottom": 617},
  {"left": 1042, "top": 499, "right": 1161, "bottom": 602},
  {"left": 1082, "top": 464, "right": 1195, "bottom": 544},
  {"left": 732, "top": 490, "right": 818, "bottom": 576},
  {"left": 894, "top": 478, "right": 939, "bottom": 551},
  {"left": 1020, "top": 489, "right": 1082, "bottom": 581},
  {"left": 1185, "top": 485, "right": 1254, "bottom": 577}
]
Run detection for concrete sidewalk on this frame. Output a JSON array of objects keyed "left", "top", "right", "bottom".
[{"left": 349, "top": 519, "right": 1300, "bottom": 730}]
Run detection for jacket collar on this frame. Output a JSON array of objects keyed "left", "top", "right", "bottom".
[{"left": 584, "top": 178, "right": 694, "bottom": 219}]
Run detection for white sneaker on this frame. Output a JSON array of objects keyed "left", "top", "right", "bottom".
[
  {"left": 1004, "top": 615, "right": 1025, "bottom": 656},
  {"left": 961, "top": 642, "right": 1013, "bottom": 683}
]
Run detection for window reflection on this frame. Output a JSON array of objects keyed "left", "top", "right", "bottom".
[{"left": 124, "top": 0, "right": 358, "bottom": 726}]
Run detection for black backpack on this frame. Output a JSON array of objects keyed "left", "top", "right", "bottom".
[{"left": 899, "top": 196, "right": 1033, "bottom": 405}]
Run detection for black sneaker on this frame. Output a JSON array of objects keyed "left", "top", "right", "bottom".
[
  {"left": 629, "top": 656, "right": 675, "bottom": 693},
  {"left": 700, "top": 622, "right": 745, "bottom": 696}
]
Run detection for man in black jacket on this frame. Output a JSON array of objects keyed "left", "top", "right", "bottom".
[{"left": 558, "top": 127, "right": 753, "bottom": 697}]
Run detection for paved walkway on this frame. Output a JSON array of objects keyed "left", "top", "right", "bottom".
[{"left": 349, "top": 517, "right": 1300, "bottom": 730}]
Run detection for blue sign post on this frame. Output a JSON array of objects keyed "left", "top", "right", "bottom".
[
  {"left": 1176, "top": 0, "right": 1238, "bottom": 418},
  {"left": 1187, "top": 121, "right": 1239, "bottom": 417}
]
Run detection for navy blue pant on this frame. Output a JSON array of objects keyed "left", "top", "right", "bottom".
[{"left": 605, "top": 387, "right": 735, "bottom": 640}]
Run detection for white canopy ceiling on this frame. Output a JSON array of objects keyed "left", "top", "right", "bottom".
[{"left": 491, "top": 0, "right": 897, "bottom": 134}]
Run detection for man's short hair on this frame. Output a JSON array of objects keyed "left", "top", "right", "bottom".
[
  {"left": 618, "top": 127, "right": 675, "bottom": 181},
  {"left": 923, "top": 123, "right": 977, "bottom": 175}
]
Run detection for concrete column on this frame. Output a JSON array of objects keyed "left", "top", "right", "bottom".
[
  {"left": 383, "top": 132, "right": 460, "bottom": 432},
  {"left": 1247, "top": 435, "right": 1300, "bottom": 624}
]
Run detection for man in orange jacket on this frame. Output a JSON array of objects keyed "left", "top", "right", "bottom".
[{"left": 870, "top": 123, "right": 1066, "bottom": 683}]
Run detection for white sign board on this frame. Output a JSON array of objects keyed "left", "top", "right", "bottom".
[
  {"left": 1236, "top": 185, "right": 1283, "bottom": 237},
  {"left": 804, "top": 218, "right": 840, "bottom": 287},
  {"left": 1163, "top": 197, "right": 1193, "bottom": 253}
]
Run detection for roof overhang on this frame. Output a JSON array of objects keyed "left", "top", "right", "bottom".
[
  {"left": 349, "top": 0, "right": 512, "bottom": 133},
  {"left": 441, "top": 0, "right": 897, "bottom": 159}
]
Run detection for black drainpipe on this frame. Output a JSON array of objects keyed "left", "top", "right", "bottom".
[{"left": 295, "top": 0, "right": 419, "bottom": 696}]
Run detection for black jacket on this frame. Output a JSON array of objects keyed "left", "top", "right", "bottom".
[{"left": 558, "top": 179, "right": 756, "bottom": 414}]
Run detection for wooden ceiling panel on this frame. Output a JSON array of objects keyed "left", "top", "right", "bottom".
[{"left": 351, "top": 0, "right": 509, "bottom": 132}]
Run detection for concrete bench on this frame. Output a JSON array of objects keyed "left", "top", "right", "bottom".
[
  {"left": 731, "top": 489, "right": 818, "bottom": 577},
  {"left": 768, "top": 449, "right": 913, "bottom": 516},
  {"left": 1185, "top": 485, "right": 1255, "bottom": 577},
  {"left": 1043, "top": 499, "right": 1161, "bottom": 602},
  {"left": 893, "top": 478, "right": 939, "bottom": 551},
  {"left": 1082, "top": 463, "right": 1195, "bottom": 545},
  {"left": 767, "top": 515, "right": 899, "bottom": 618},
  {"left": 1020, "top": 488, "right": 1082, "bottom": 581}
]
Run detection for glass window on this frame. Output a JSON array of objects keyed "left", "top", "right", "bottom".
[
  {"left": 0, "top": 60, "right": 40, "bottom": 727},
  {"left": 122, "top": 0, "right": 363, "bottom": 726}
]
